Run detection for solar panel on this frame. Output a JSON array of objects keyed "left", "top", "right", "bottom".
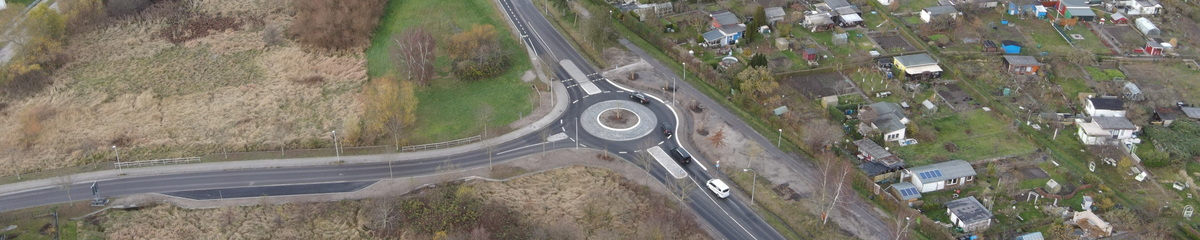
[{"left": 933, "top": 170, "right": 943, "bottom": 178}]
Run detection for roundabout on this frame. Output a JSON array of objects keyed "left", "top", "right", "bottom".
[{"left": 580, "top": 100, "right": 657, "bottom": 141}]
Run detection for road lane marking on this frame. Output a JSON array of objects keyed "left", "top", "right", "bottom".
[
  {"left": 547, "top": 133, "right": 568, "bottom": 142},
  {"left": 688, "top": 177, "right": 760, "bottom": 240},
  {"left": 496, "top": 143, "right": 540, "bottom": 155},
  {"left": 618, "top": 151, "right": 627, "bottom": 154},
  {"left": 695, "top": 161, "right": 708, "bottom": 171}
]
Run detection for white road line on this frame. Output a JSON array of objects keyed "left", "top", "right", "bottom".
[
  {"left": 689, "top": 177, "right": 760, "bottom": 240},
  {"left": 561, "top": 126, "right": 565, "bottom": 131},
  {"left": 618, "top": 151, "right": 627, "bottom": 154},
  {"left": 559, "top": 119, "right": 563, "bottom": 124},
  {"left": 496, "top": 143, "right": 540, "bottom": 155},
  {"left": 658, "top": 141, "right": 665, "bottom": 145},
  {"left": 580, "top": 144, "right": 587, "bottom": 147},
  {"left": 572, "top": 100, "right": 578, "bottom": 104},
  {"left": 696, "top": 161, "right": 708, "bottom": 171}
]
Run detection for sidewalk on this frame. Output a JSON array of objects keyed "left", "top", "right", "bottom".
[
  {"left": 617, "top": 38, "right": 895, "bottom": 240},
  {"left": 0, "top": 28, "right": 570, "bottom": 197}
]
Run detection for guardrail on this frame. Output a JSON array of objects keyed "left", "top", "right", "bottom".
[
  {"left": 400, "top": 135, "right": 481, "bottom": 152},
  {"left": 115, "top": 157, "right": 200, "bottom": 168}
]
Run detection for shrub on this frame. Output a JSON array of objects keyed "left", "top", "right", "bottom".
[
  {"left": 291, "top": 0, "right": 388, "bottom": 51},
  {"left": 447, "top": 25, "right": 510, "bottom": 80},
  {"left": 65, "top": 0, "right": 107, "bottom": 35}
]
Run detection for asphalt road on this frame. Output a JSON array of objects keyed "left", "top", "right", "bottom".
[{"left": 0, "top": 0, "right": 786, "bottom": 239}]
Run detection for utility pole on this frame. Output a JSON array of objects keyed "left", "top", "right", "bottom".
[
  {"left": 777, "top": 129, "right": 783, "bottom": 147},
  {"left": 575, "top": 117, "right": 579, "bottom": 149},
  {"left": 331, "top": 130, "right": 340, "bottom": 161}
]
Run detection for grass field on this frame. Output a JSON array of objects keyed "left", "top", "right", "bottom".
[
  {"left": 365, "top": 0, "right": 534, "bottom": 143},
  {"left": 895, "top": 109, "right": 1037, "bottom": 165}
]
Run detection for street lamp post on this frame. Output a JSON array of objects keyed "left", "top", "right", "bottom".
[
  {"left": 331, "top": 130, "right": 340, "bottom": 161},
  {"left": 112, "top": 145, "right": 121, "bottom": 173},
  {"left": 777, "top": 129, "right": 782, "bottom": 148},
  {"left": 679, "top": 62, "right": 685, "bottom": 104},
  {"left": 743, "top": 168, "right": 758, "bottom": 205}
]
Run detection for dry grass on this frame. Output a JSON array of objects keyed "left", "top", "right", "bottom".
[
  {"left": 0, "top": 0, "right": 368, "bottom": 176},
  {"left": 90, "top": 166, "right": 708, "bottom": 239}
]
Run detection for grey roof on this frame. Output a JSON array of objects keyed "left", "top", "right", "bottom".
[
  {"left": 894, "top": 54, "right": 938, "bottom": 67},
  {"left": 945, "top": 196, "right": 993, "bottom": 225},
  {"left": 1062, "top": 0, "right": 1088, "bottom": 7},
  {"left": 860, "top": 161, "right": 893, "bottom": 176},
  {"left": 1124, "top": 82, "right": 1141, "bottom": 95},
  {"left": 1136, "top": 0, "right": 1159, "bottom": 6},
  {"left": 712, "top": 11, "right": 741, "bottom": 26},
  {"left": 765, "top": 7, "right": 786, "bottom": 19},
  {"left": 854, "top": 139, "right": 904, "bottom": 167},
  {"left": 908, "top": 160, "right": 976, "bottom": 183},
  {"left": 1183, "top": 107, "right": 1200, "bottom": 119},
  {"left": 718, "top": 24, "right": 746, "bottom": 35},
  {"left": 1089, "top": 97, "right": 1124, "bottom": 110},
  {"left": 924, "top": 5, "right": 959, "bottom": 15},
  {"left": 1003, "top": 55, "right": 1042, "bottom": 66},
  {"left": 1111, "top": 13, "right": 1127, "bottom": 20},
  {"left": 892, "top": 182, "right": 922, "bottom": 200},
  {"left": 825, "top": 0, "right": 853, "bottom": 9},
  {"left": 1093, "top": 117, "right": 1137, "bottom": 130},
  {"left": 1068, "top": 8, "right": 1096, "bottom": 17},
  {"left": 870, "top": 102, "right": 908, "bottom": 133},
  {"left": 702, "top": 29, "right": 724, "bottom": 42},
  {"left": 1147, "top": 40, "right": 1164, "bottom": 48},
  {"left": 1015, "top": 232, "right": 1044, "bottom": 240}
]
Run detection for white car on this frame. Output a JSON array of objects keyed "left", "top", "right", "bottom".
[{"left": 706, "top": 179, "right": 731, "bottom": 199}]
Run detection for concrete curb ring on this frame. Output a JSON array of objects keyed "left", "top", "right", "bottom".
[{"left": 581, "top": 100, "right": 657, "bottom": 141}]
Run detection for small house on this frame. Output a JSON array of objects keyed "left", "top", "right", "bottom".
[
  {"left": 1111, "top": 0, "right": 1162, "bottom": 15},
  {"left": 955, "top": 0, "right": 1000, "bottom": 8},
  {"left": 775, "top": 38, "right": 790, "bottom": 51},
  {"left": 854, "top": 139, "right": 905, "bottom": 168},
  {"left": 1135, "top": 17, "right": 1160, "bottom": 36},
  {"left": 1007, "top": 2, "right": 1022, "bottom": 15},
  {"left": 893, "top": 53, "right": 943, "bottom": 80},
  {"left": 710, "top": 11, "right": 741, "bottom": 29},
  {"left": 802, "top": 48, "right": 820, "bottom": 61},
  {"left": 903, "top": 160, "right": 977, "bottom": 193},
  {"left": 1002, "top": 40, "right": 1023, "bottom": 54},
  {"left": 820, "top": 0, "right": 865, "bottom": 27},
  {"left": 1076, "top": 117, "right": 1139, "bottom": 145},
  {"left": 765, "top": 7, "right": 787, "bottom": 25},
  {"left": 945, "top": 196, "right": 994, "bottom": 232},
  {"left": 1110, "top": 13, "right": 1129, "bottom": 23},
  {"left": 862, "top": 102, "right": 911, "bottom": 142},
  {"left": 1085, "top": 97, "right": 1125, "bottom": 117},
  {"left": 1002, "top": 55, "right": 1043, "bottom": 74},
  {"left": 1073, "top": 210, "right": 1113, "bottom": 238},
  {"left": 1152, "top": 106, "right": 1180, "bottom": 126},
  {"left": 1145, "top": 40, "right": 1164, "bottom": 56},
  {"left": 921, "top": 6, "right": 961, "bottom": 23},
  {"left": 802, "top": 11, "right": 837, "bottom": 32},
  {"left": 1032, "top": 5, "right": 1049, "bottom": 18},
  {"left": 982, "top": 40, "right": 999, "bottom": 52},
  {"left": 1058, "top": 0, "right": 1097, "bottom": 21},
  {"left": 877, "top": 57, "right": 895, "bottom": 69},
  {"left": 890, "top": 182, "right": 923, "bottom": 206}
]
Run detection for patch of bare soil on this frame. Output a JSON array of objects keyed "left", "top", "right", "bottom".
[
  {"left": 0, "top": 0, "right": 369, "bottom": 176},
  {"left": 599, "top": 108, "right": 636, "bottom": 129}
]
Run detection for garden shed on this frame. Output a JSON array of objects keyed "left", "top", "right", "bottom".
[
  {"left": 1135, "top": 17, "right": 1160, "bottom": 36},
  {"left": 1110, "top": 13, "right": 1128, "bottom": 23}
]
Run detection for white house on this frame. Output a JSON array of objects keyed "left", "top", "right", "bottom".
[
  {"left": 1073, "top": 210, "right": 1113, "bottom": 238},
  {"left": 903, "top": 160, "right": 976, "bottom": 193},
  {"left": 1, "top": 0, "right": 7, "bottom": 11},
  {"left": 1076, "top": 117, "right": 1140, "bottom": 145},
  {"left": 921, "top": 6, "right": 960, "bottom": 23},
  {"left": 946, "top": 196, "right": 993, "bottom": 232},
  {"left": 1110, "top": 0, "right": 1162, "bottom": 15},
  {"left": 864, "top": 102, "right": 910, "bottom": 142},
  {"left": 1085, "top": 97, "right": 1125, "bottom": 117}
]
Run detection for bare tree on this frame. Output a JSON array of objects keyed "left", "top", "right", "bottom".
[
  {"left": 371, "top": 198, "right": 398, "bottom": 237},
  {"left": 393, "top": 27, "right": 436, "bottom": 85},
  {"left": 803, "top": 118, "right": 845, "bottom": 153},
  {"left": 56, "top": 175, "right": 74, "bottom": 205},
  {"left": 819, "top": 156, "right": 851, "bottom": 225},
  {"left": 478, "top": 105, "right": 496, "bottom": 171},
  {"left": 859, "top": 106, "right": 879, "bottom": 124},
  {"left": 709, "top": 128, "right": 727, "bottom": 147}
]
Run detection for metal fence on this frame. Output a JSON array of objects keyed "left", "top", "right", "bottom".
[
  {"left": 115, "top": 157, "right": 201, "bottom": 168},
  {"left": 400, "top": 135, "right": 481, "bottom": 152}
]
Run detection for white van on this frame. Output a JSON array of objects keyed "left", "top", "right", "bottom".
[{"left": 706, "top": 179, "right": 731, "bottom": 198}]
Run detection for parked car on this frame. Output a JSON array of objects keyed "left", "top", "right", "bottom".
[
  {"left": 661, "top": 122, "right": 673, "bottom": 136},
  {"left": 630, "top": 92, "right": 649, "bottom": 104},
  {"left": 671, "top": 147, "right": 691, "bottom": 165},
  {"left": 706, "top": 179, "right": 731, "bottom": 198}
]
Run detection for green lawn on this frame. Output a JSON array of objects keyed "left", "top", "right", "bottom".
[
  {"left": 895, "top": 109, "right": 1037, "bottom": 165},
  {"left": 365, "top": 0, "right": 533, "bottom": 143}
]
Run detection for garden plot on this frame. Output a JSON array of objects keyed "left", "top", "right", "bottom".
[
  {"left": 779, "top": 72, "right": 852, "bottom": 99},
  {"left": 1122, "top": 62, "right": 1200, "bottom": 101},
  {"left": 868, "top": 32, "right": 917, "bottom": 53},
  {"left": 1100, "top": 25, "right": 1146, "bottom": 49}
]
